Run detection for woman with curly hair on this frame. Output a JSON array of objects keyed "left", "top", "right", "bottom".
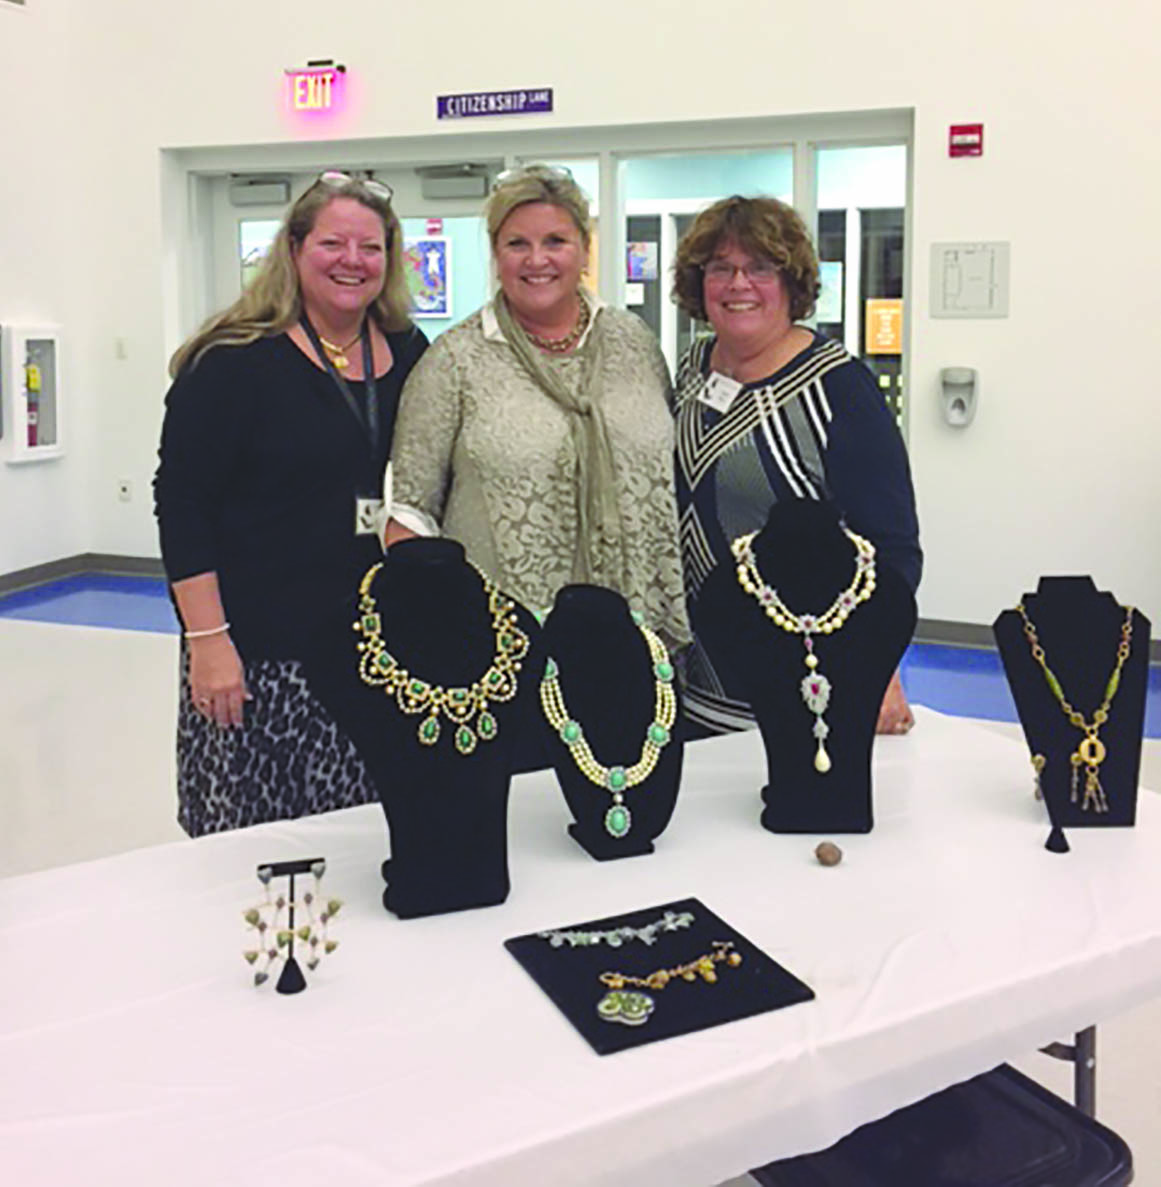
[
  {"left": 671, "top": 195, "right": 921, "bottom": 735},
  {"left": 154, "top": 172, "right": 428, "bottom": 835}
]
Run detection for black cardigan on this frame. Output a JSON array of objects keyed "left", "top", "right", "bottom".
[{"left": 153, "top": 328, "right": 428, "bottom": 660}]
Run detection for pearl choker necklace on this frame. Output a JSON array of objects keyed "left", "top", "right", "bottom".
[{"left": 731, "top": 528, "right": 876, "bottom": 773}]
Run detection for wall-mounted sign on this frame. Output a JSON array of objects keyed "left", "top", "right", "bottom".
[
  {"left": 930, "top": 242, "right": 1010, "bottom": 318},
  {"left": 864, "top": 298, "right": 903, "bottom": 355},
  {"left": 425, "top": 218, "right": 444, "bottom": 236},
  {"left": 948, "top": 123, "right": 983, "bottom": 157},
  {"left": 285, "top": 62, "right": 346, "bottom": 114},
  {"left": 436, "top": 88, "right": 553, "bottom": 120}
]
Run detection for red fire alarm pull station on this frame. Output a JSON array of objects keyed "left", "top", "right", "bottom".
[{"left": 949, "top": 124, "right": 984, "bottom": 157}]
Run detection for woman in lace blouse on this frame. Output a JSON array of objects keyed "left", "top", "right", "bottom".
[{"left": 386, "top": 165, "right": 689, "bottom": 649}]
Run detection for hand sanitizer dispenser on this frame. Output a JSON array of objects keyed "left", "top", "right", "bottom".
[{"left": 940, "top": 367, "right": 977, "bottom": 427}]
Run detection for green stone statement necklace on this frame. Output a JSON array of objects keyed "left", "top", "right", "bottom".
[
  {"left": 539, "top": 611, "right": 676, "bottom": 838},
  {"left": 353, "top": 562, "right": 530, "bottom": 755},
  {"left": 1016, "top": 601, "right": 1133, "bottom": 813}
]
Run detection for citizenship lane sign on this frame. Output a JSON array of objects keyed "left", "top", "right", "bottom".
[{"left": 436, "top": 88, "right": 553, "bottom": 120}]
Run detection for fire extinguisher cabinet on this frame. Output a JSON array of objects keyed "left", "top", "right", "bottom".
[{"left": 1, "top": 324, "right": 63, "bottom": 463}]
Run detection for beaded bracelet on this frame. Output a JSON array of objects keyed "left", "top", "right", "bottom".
[
  {"left": 538, "top": 909, "right": 695, "bottom": 949},
  {"left": 185, "top": 622, "right": 230, "bottom": 639}
]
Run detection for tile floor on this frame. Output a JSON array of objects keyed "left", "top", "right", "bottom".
[{"left": 2, "top": 576, "right": 1159, "bottom": 1184}]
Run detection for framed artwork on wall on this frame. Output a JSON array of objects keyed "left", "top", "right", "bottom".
[{"left": 403, "top": 237, "right": 451, "bottom": 319}]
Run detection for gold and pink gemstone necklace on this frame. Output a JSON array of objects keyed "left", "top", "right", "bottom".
[{"left": 730, "top": 527, "right": 877, "bottom": 773}]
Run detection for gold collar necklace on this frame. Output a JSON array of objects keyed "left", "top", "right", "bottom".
[
  {"left": 353, "top": 562, "right": 531, "bottom": 755},
  {"left": 524, "top": 298, "right": 591, "bottom": 354}
]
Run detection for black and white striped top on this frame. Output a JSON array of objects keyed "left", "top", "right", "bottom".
[{"left": 675, "top": 332, "right": 921, "bottom": 733}]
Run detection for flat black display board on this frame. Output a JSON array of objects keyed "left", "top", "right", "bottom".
[{"left": 505, "top": 896, "right": 814, "bottom": 1055}]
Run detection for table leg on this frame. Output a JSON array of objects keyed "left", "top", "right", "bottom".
[{"left": 1039, "top": 1026, "right": 1096, "bottom": 1117}]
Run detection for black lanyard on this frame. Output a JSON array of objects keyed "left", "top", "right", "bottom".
[{"left": 300, "top": 315, "right": 380, "bottom": 455}]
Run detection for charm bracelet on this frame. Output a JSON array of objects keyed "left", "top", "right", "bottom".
[{"left": 596, "top": 940, "right": 743, "bottom": 1027}]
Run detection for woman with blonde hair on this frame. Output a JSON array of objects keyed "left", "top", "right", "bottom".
[
  {"left": 154, "top": 172, "right": 428, "bottom": 835},
  {"left": 387, "top": 164, "right": 689, "bottom": 650}
]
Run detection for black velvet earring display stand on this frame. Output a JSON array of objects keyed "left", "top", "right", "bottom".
[
  {"left": 693, "top": 501, "right": 916, "bottom": 834},
  {"left": 538, "top": 585, "right": 684, "bottom": 860},
  {"left": 994, "top": 577, "right": 1148, "bottom": 831},
  {"left": 505, "top": 897, "right": 814, "bottom": 1055},
  {"left": 304, "top": 539, "right": 543, "bottom": 918}
]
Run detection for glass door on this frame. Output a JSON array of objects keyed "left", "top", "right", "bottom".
[
  {"left": 815, "top": 145, "right": 907, "bottom": 419},
  {"left": 621, "top": 148, "right": 793, "bottom": 375}
]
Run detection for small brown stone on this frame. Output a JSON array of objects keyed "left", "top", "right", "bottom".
[{"left": 815, "top": 841, "right": 843, "bottom": 867}]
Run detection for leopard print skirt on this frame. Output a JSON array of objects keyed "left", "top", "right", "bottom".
[{"left": 176, "top": 652, "right": 375, "bottom": 837}]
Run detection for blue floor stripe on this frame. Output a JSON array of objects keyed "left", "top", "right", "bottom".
[
  {"left": 0, "top": 574, "right": 179, "bottom": 634},
  {"left": 1, "top": 575, "right": 1158, "bottom": 736}
]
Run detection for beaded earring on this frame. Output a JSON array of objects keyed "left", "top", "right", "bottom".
[
  {"left": 242, "top": 858, "right": 341, "bottom": 993},
  {"left": 1031, "top": 753, "right": 1046, "bottom": 800}
]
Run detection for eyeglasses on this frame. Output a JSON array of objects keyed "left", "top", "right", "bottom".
[
  {"left": 702, "top": 259, "right": 780, "bottom": 284},
  {"left": 317, "top": 170, "right": 394, "bottom": 203},
  {"left": 492, "top": 163, "right": 574, "bottom": 192}
]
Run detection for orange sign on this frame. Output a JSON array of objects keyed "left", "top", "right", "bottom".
[{"left": 865, "top": 299, "right": 903, "bottom": 355}]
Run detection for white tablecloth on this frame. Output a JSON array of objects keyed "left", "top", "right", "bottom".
[{"left": 3, "top": 707, "right": 1161, "bottom": 1187}]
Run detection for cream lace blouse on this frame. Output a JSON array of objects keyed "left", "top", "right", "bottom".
[{"left": 391, "top": 303, "right": 691, "bottom": 649}]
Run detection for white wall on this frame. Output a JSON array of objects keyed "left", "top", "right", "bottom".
[
  {"left": 2, "top": 0, "right": 1159, "bottom": 631},
  {"left": 0, "top": 0, "right": 91, "bottom": 571}
]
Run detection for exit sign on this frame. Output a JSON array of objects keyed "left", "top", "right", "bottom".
[{"left": 285, "top": 63, "right": 346, "bottom": 113}]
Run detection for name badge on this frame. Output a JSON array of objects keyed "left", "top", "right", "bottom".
[
  {"left": 355, "top": 497, "right": 385, "bottom": 537},
  {"left": 697, "top": 371, "right": 743, "bottom": 414}
]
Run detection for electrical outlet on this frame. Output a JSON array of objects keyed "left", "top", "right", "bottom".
[{"left": 117, "top": 479, "right": 132, "bottom": 502}]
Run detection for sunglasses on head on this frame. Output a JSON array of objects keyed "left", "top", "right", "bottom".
[
  {"left": 491, "top": 163, "right": 574, "bottom": 192},
  {"left": 316, "top": 171, "right": 394, "bottom": 203}
]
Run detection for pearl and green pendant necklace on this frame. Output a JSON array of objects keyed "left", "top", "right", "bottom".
[
  {"left": 539, "top": 611, "right": 677, "bottom": 838},
  {"left": 731, "top": 527, "right": 876, "bottom": 773},
  {"left": 353, "top": 562, "right": 530, "bottom": 755}
]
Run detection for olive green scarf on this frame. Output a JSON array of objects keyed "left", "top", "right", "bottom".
[{"left": 492, "top": 291, "right": 623, "bottom": 585}]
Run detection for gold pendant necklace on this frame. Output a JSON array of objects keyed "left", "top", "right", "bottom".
[
  {"left": 731, "top": 528, "right": 876, "bottom": 773},
  {"left": 353, "top": 562, "right": 531, "bottom": 755},
  {"left": 1016, "top": 602, "right": 1133, "bottom": 813},
  {"left": 318, "top": 331, "right": 362, "bottom": 371}
]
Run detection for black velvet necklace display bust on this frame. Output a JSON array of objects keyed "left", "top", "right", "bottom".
[
  {"left": 692, "top": 501, "right": 916, "bottom": 834},
  {"left": 304, "top": 538, "right": 542, "bottom": 918},
  {"left": 538, "top": 585, "right": 683, "bottom": 860},
  {"left": 994, "top": 577, "right": 1148, "bottom": 829}
]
